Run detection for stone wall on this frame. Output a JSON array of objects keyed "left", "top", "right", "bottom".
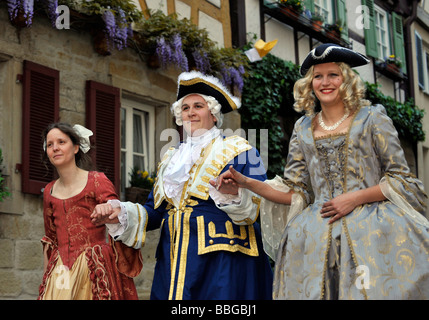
[
  {"left": 0, "top": 6, "right": 241, "bottom": 299},
  {"left": 0, "top": 8, "right": 176, "bottom": 299}
]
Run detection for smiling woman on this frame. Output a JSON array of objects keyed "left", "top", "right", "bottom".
[{"left": 38, "top": 122, "right": 142, "bottom": 300}]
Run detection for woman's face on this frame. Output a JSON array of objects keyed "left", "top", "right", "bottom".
[
  {"left": 181, "top": 94, "right": 217, "bottom": 136},
  {"left": 312, "top": 62, "right": 344, "bottom": 108},
  {"left": 45, "top": 128, "right": 79, "bottom": 168}
]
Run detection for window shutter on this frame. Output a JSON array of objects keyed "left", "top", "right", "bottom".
[
  {"left": 391, "top": 12, "right": 407, "bottom": 74},
  {"left": 337, "top": 0, "right": 348, "bottom": 41},
  {"left": 362, "top": 0, "right": 378, "bottom": 58},
  {"left": 21, "top": 61, "right": 59, "bottom": 195},
  {"left": 415, "top": 31, "right": 424, "bottom": 88},
  {"left": 86, "top": 80, "right": 120, "bottom": 192}
]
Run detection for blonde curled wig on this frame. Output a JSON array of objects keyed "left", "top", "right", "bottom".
[{"left": 293, "top": 62, "right": 371, "bottom": 116}]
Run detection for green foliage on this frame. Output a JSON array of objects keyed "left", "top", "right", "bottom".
[
  {"left": 240, "top": 52, "right": 301, "bottom": 178},
  {"left": 134, "top": 10, "right": 249, "bottom": 78},
  {"left": 365, "top": 82, "right": 425, "bottom": 142},
  {"left": 65, "top": 0, "right": 143, "bottom": 23},
  {"left": 0, "top": 148, "right": 11, "bottom": 202},
  {"left": 135, "top": 10, "right": 213, "bottom": 50}
]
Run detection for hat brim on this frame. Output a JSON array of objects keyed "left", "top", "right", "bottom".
[
  {"left": 176, "top": 71, "right": 240, "bottom": 114},
  {"left": 300, "top": 44, "right": 370, "bottom": 76}
]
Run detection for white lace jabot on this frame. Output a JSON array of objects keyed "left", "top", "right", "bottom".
[{"left": 163, "top": 126, "right": 221, "bottom": 203}]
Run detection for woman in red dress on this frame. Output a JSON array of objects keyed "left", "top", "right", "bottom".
[{"left": 38, "top": 122, "right": 142, "bottom": 300}]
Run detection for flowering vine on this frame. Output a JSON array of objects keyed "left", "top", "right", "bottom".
[
  {"left": 7, "top": 0, "right": 34, "bottom": 27},
  {"left": 155, "top": 34, "right": 189, "bottom": 71},
  {"left": 102, "top": 8, "right": 131, "bottom": 51},
  {"left": 3, "top": 3, "right": 249, "bottom": 94}
]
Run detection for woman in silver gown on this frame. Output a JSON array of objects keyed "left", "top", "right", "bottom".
[{"left": 214, "top": 44, "right": 429, "bottom": 299}]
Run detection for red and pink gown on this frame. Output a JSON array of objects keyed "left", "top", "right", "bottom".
[{"left": 38, "top": 171, "right": 142, "bottom": 300}]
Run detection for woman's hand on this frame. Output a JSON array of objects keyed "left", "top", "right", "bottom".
[
  {"left": 91, "top": 203, "right": 120, "bottom": 226},
  {"left": 210, "top": 166, "right": 248, "bottom": 195},
  {"left": 321, "top": 185, "right": 386, "bottom": 224},
  {"left": 321, "top": 192, "right": 358, "bottom": 224}
]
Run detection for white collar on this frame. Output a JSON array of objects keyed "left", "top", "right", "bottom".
[
  {"left": 185, "top": 126, "right": 221, "bottom": 147},
  {"left": 163, "top": 126, "right": 221, "bottom": 203}
]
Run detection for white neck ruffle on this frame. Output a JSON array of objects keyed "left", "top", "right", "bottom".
[{"left": 163, "top": 126, "right": 221, "bottom": 203}]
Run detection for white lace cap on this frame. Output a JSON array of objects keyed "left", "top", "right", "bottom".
[{"left": 73, "top": 124, "right": 93, "bottom": 153}]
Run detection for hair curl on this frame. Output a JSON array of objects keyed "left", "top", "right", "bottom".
[{"left": 293, "top": 62, "right": 371, "bottom": 116}]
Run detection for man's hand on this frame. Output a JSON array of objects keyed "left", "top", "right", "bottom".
[{"left": 91, "top": 203, "right": 120, "bottom": 226}]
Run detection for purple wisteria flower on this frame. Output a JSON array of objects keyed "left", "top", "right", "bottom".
[
  {"left": 219, "top": 65, "right": 245, "bottom": 93},
  {"left": 155, "top": 34, "right": 189, "bottom": 71},
  {"left": 44, "top": 0, "right": 59, "bottom": 28},
  {"left": 192, "top": 49, "right": 211, "bottom": 73},
  {"left": 102, "top": 8, "right": 130, "bottom": 51},
  {"left": 171, "top": 33, "right": 188, "bottom": 72},
  {"left": 156, "top": 36, "right": 173, "bottom": 68},
  {"left": 7, "top": 0, "right": 34, "bottom": 27},
  {"left": 116, "top": 8, "right": 129, "bottom": 50}
]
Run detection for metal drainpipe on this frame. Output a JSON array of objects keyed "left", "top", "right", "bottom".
[{"left": 404, "top": 0, "right": 419, "bottom": 100}]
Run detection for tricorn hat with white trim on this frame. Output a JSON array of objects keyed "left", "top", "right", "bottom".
[
  {"left": 300, "top": 43, "right": 370, "bottom": 76},
  {"left": 176, "top": 71, "right": 241, "bottom": 114}
]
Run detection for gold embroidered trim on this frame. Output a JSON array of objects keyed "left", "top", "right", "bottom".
[
  {"left": 342, "top": 217, "right": 368, "bottom": 300},
  {"left": 179, "top": 78, "right": 238, "bottom": 110},
  {"left": 175, "top": 210, "right": 192, "bottom": 300},
  {"left": 208, "top": 221, "right": 247, "bottom": 240},
  {"left": 132, "top": 204, "right": 142, "bottom": 248},
  {"left": 196, "top": 216, "right": 259, "bottom": 256}
]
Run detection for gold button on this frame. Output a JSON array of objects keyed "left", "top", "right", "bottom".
[
  {"left": 244, "top": 242, "right": 249, "bottom": 246},
  {"left": 204, "top": 187, "right": 209, "bottom": 193},
  {"left": 230, "top": 240, "right": 234, "bottom": 245},
  {"left": 209, "top": 240, "right": 214, "bottom": 245}
]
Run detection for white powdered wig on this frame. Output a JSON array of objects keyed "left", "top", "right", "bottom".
[{"left": 171, "top": 93, "right": 224, "bottom": 128}]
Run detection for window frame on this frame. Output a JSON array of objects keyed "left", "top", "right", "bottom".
[
  {"left": 374, "top": 5, "right": 390, "bottom": 61},
  {"left": 120, "top": 98, "right": 156, "bottom": 196}
]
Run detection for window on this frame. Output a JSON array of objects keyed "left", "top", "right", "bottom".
[
  {"left": 416, "top": 31, "right": 425, "bottom": 89},
  {"left": 415, "top": 30, "right": 429, "bottom": 93},
  {"left": 120, "top": 99, "right": 155, "bottom": 197},
  {"left": 363, "top": 0, "right": 406, "bottom": 74},
  {"left": 314, "top": 0, "right": 333, "bottom": 24},
  {"left": 21, "top": 61, "right": 59, "bottom": 195},
  {"left": 374, "top": 7, "right": 389, "bottom": 60},
  {"left": 304, "top": 0, "right": 348, "bottom": 40}
]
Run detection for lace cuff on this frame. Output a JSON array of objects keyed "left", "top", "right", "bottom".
[
  {"left": 260, "top": 175, "right": 305, "bottom": 261},
  {"left": 379, "top": 177, "right": 429, "bottom": 227},
  {"left": 105, "top": 200, "right": 128, "bottom": 238},
  {"left": 209, "top": 184, "right": 242, "bottom": 206}
]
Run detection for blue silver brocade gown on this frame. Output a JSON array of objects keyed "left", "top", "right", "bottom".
[{"left": 261, "top": 104, "right": 429, "bottom": 299}]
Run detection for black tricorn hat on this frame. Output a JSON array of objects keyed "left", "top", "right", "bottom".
[
  {"left": 300, "top": 43, "right": 370, "bottom": 76},
  {"left": 176, "top": 71, "right": 241, "bottom": 114}
]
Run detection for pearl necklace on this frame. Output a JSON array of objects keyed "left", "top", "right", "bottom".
[{"left": 318, "top": 110, "right": 350, "bottom": 131}]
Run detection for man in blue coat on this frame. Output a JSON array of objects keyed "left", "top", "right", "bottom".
[{"left": 92, "top": 71, "right": 273, "bottom": 300}]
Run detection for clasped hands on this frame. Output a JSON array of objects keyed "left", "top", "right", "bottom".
[{"left": 90, "top": 203, "right": 121, "bottom": 226}]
